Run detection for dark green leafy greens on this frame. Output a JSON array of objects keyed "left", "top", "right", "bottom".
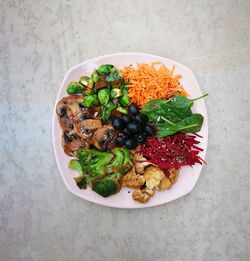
[{"left": 141, "top": 93, "right": 208, "bottom": 137}]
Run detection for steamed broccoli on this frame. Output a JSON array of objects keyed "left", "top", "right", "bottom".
[
  {"left": 68, "top": 160, "right": 83, "bottom": 176},
  {"left": 92, "top": 172, "right": 123, "bottom": 197},
  {"left": 68, "top": 160, "right": 87, "bottom": 189},
  {"left": 107, "top": 147, "right": 125, "bottom": 174},
  {"left": 119, "top": 147, "right": 133, "bottom": 174},
  {"left": 74, "top": 176, "right": 87, "bottom": 189},
  {"left": 69, "top": 148, "right": 133, "bottom": 197},
  {"left": 93, "top": 178, "right": 118, "bottom": 197},
  {"left": 77, "top": 149, "right": 114, "bottom": 178},
  {"left": 93, "top": 148, "right": 133, "bottom": 197}
]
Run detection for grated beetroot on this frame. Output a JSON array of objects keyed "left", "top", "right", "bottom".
[{"left": 140, "top": 133, "right": 205, "bottom": 176}]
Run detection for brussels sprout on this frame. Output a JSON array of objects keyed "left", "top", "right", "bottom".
[
  {"left": 82, "top": 94, "right": 99, "bottom": 108},
  {"left": 79, "top": 76, "right": 93, "bottom": 89},
  {"left": 97, "top": 64, "right": 114, "bottom": 75},
  {"left": 119, "top": 95, "right": 130, "bottom": 106},
  {"left": 116, "top": 106, "right": 128, "bottom": 114},
  {"left": 98, "top": 88, "right": 110, "bottom": 106},
  {"left": 110, "top": 88, "right": 122, "bottom": 99},
  {"left": 106, "top": 70, "right": 121, "bottom": 82},
  {"left": 83, "top": 89, "right": 94, "bottom": 95},
  {"left": 99, "top": 105, "right": 105, "bottom": 121},
  {"left": 106, "top": 101, "right": 116, "bottom": 112},
  {"left": 67, "top": 82, "right": 85, "bottom": 94},
  {"left": 101, "top": 102, "right": 116, "bottom": 122},
  {"left": 91, "top": 70, "right": 99, "bottom": 83},
  {"left": 121, "top": 83, "right": 128, "bottom": 96}
]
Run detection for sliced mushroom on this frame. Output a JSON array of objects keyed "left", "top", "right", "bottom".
[
  {"left": 56, "top": 99, "right": 67, "bottom": 117},
  {"left": 63, "top": 139, "right": 90, "bottom": 156},
  {"left": 76, "top": 106, "right": 100, "bottom": 122},
  {"left": 87, "top": 106, "right": 100, "bottom": 118},
  {"left": 74, "top": 119, "right": 102, "bottom": 139},
  {"left": 57, "top": 96, "right": 103, "bottom": 156},
  {"left": 92, "top": 124, "right": 117, "bottom": 151},
  {"left": 59, "top": 115, "right": 73, "bottom": 131},
  {"left": 105, "top": 131, "right": 118, "bottom": 151},
  {"left": 67, "top": 98, "right": 85, "bottom": 122},
  {"left": 81, "top": 119, "right": 102, "bottom": 130},
  {"left": 56, "top": 95, "right": 83, "bottom": 117}
]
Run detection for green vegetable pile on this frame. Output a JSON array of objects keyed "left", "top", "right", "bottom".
[
  {"left": 68, "top": 147, "right": 133, "bottom": 197},
  {"left": 141, "top": 93, "right": 208, "bottom": 137},
  {"left": 66, "top": 64, "right": 130, "bottom": 122}
]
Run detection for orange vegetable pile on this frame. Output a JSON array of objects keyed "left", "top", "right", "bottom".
[{"left": 121, "top": 62, "right": 188, "bottom": 108}]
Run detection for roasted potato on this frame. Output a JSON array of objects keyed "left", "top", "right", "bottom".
[
  {"left": 169, "top": 168, "right": 179, "bottom": 184},
  {"left": 121, "top": 168, "right": 145, "bottom": 188},
  {"left": 143, "top": 166, "right": 165, "bottom": 190},
  {"left": 132, "top": 188, "right": 155, "bottom": 203}
]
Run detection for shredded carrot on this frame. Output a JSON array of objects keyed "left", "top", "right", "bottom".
[{"left": 121, "top": 62, "right": 188, "bottom": 108}]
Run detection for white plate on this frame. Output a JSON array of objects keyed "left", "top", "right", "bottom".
[{"left": 52, "top": 52, "right": 208, "bottom": 208}]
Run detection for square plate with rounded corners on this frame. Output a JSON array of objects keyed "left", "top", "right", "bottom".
[{"left": 52, "top": 52, "right": 208, "bottom": 209}]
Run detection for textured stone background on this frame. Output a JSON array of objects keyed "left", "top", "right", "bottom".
[{"left": 1, "top": 0, "right": 250, "bottom": 260}]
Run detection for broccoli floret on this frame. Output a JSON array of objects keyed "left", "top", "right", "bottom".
[
  {"left": 93, "top": 148, "right": 133, "bottom": 197},
  {"left": 119, "top": 147, "right": 133, "bottom": 174},
  {"left": 68, "top": 160, "right": 83, "bottom": 176},
  {"left": 77, "top": 149, "right": 113, "bottom": 166},
  {"left": 70, "top": 148, "right": 133, "bottom": 196},
  {"left": 74, "top": 176, "right": 87, "bottom": 189},
  {"left": 93, "top": 172, "right": 122, "bottom": 197},
  {"left": 77, "top": 149, "right": 114, "bottom": 178},
  {"left": 93, "top": 179, "right": 117, "bottom": 197},
  {"left": 68, "top": 160, "right": 87, "bottom": 189},
  {"left": 107, "top": 147, "right": 124, "bottom": 174}
]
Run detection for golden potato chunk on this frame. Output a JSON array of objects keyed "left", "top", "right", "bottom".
[
  {"left": 132, "top": 188, "right": 155, "bottom": 203},
  {"left": 121, "top": 168, "right": 145, "bottom": 188},
  {"left": 157, "top": 169, "right": 179, "bottom": 190},
  {"left": 169, "top": 168, "right": 179, "bottom": 184},
  {"left": 134, "top": 162, "right": 145, "bottom": 175},
  {"left": 157, "top": 177, "right": 172, "bottom": 190},
  {"left": 143, "top": 166, "right": 165, "bottom": 190}
]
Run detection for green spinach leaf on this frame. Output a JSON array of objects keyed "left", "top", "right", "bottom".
[{"left": 141, "top": 94, "right": 207, "bottom": 137}]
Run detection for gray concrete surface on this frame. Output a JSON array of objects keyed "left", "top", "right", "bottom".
[{"left": 1, "top": 0, "right": 250, "bottom": 260}]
